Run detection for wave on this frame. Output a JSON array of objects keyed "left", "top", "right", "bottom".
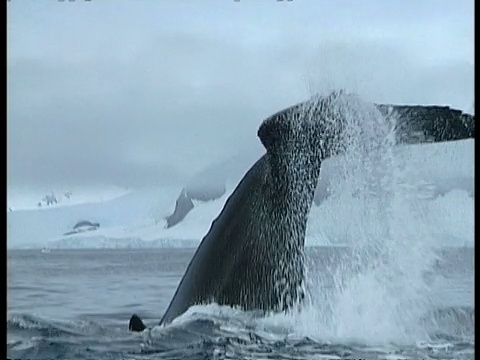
[{"left": 7, "top": 303, "right": 473, "bottom": 360}]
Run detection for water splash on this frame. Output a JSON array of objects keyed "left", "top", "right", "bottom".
[{"left": 290, "top": 91, "right": 438, "bottom": 344}]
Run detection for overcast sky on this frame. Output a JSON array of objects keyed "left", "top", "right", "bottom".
[{"left": 7, "top": 0, "right": 474, "bottom": 197}]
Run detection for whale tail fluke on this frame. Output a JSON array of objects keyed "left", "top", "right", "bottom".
[{"left": 129, "top": 314, "right": 147, "bottom": 332}]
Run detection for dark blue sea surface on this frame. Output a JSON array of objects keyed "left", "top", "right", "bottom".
[{"left": 7, "top": 247, "right": 474, "bottom": 360}]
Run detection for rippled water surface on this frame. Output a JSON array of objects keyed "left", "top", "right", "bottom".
[{"left": 7, "top": 247, "right": 474, "bottom": 360}]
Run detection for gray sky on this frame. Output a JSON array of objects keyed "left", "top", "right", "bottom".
[{"left": 7, "top": 0, "right": 474, "bottom": 194}]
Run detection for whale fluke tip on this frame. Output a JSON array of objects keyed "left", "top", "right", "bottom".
[{"left": 129, "top": 314, "right": 147, "bottom": 332}]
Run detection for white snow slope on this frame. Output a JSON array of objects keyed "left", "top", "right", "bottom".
[{"left": 7, "top": 139, "right": 473, "bottom": 249}]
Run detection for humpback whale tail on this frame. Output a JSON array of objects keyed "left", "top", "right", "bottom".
[
  {"left": 127, "top": 92, "right": 368, "bottom": 331},
  {"left": 128, "top": 92, "right": 475, "bottom": 332}
]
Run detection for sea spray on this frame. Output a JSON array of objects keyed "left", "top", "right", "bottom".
[{"left": 268, "top": 91, "right": 439, "bottom": 344}]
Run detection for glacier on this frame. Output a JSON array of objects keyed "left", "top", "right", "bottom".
[{"left": 6, "top": 139, "right": 473, "bottom": 249}]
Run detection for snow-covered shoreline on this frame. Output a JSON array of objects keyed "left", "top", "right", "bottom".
[{"left": 7, "top": 139, "right": 473, "bottom": 250}]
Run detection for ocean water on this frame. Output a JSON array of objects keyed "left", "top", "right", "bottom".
[{"left": 7, "top": 247, "right": 474, "bottom": 360}]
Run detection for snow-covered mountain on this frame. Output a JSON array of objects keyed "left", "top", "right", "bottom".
[
  {"left": 7, "top": 186, "right": 132, "bottom": 212},
  {"left": 7, "top": 139, "right": 473, "bottom": 249}
]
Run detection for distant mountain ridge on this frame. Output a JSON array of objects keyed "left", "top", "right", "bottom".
[
  {"left": 6, "top": 138, "right": 473, "bottom": 249},
  {"left": 165, "top": 100, "right": 475, "bottom": 229},
  {"left": 6, "top": 97, "right": 474, "bottom": 249}
]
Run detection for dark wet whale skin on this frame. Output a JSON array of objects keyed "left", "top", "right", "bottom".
[
  {"left": 156, "top": 94, "right": 348, "bottom": 326},
  {"left": 127, "top": 93, "right": 475, "bottom": 330}
]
